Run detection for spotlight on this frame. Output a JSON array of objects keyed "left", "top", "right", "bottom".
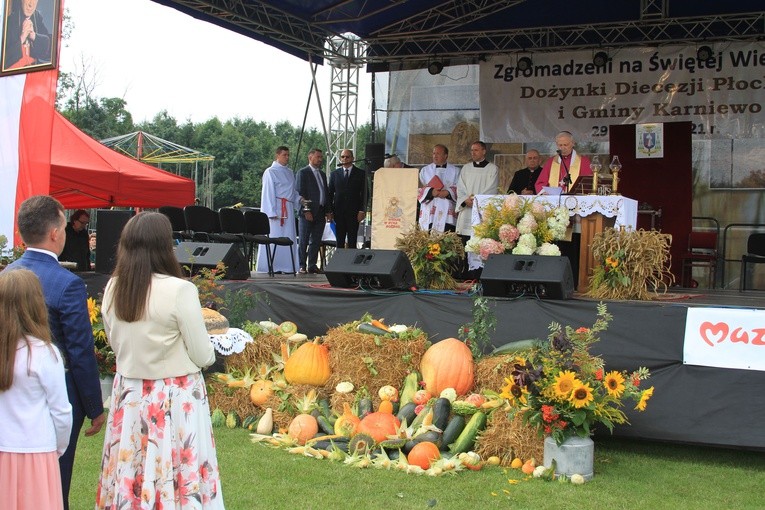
[
  {"left": 697, "top": 45, "right": 713, "bottom": 61},
  {"left": 427, "top": 61, "right": 444, "bottom": 75},
  {"left": 593, "top": 51, "right": 609, "bottom": 67},
  {"left": 517, "top": 56, "right": 533, "bottom": 72}
]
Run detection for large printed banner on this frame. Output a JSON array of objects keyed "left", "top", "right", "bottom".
[
  {"left": 480, "top": 42, "right": 765, "bottom": 143},
  {"left": 684, "top": 307, "right": 765, "bottom": 372}
]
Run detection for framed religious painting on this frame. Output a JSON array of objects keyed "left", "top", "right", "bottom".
[{"left": 1, "top": 0, "right": 61, "bottom": 76}]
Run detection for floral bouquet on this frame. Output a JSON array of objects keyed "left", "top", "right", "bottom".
[
  {"left": 500, "top": 303, "right": 654, "bottom": 445},
  {"left": 87, "top": 297, "right": 116, "bottom": 377},
  {"left": 395, "top": 228, "right": 464, "bottom": 289},
  {"left": 466, "top": 195, "right": 570, "bottom": 260}
]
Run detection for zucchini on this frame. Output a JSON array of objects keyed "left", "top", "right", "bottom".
[
  {"left": 242, "top": 414, "right": 261, "bottom": 431},
  {"left": 357, "top": 397, "right": 373, "bottom": 418},
  {"left": 449, "top": 411, "right": 487, "bottom": 454},
  {"left": 440, "top": 415, "right": 466, "bottom": 452},
  {"left": 399, "top": 371, "right": 420, "bottom": 408},
  {"left": 396, "top": 402, "right": 417, "bottom": 426},
  {"left": 317, "top": 415, "right": 335, "bottom": 435},
  {"left": 491, "top": 339, "right": 537, "bottom": 355},
  {"left": 431, "top": 398, "right": 451, "bottom": 431},
  {"left": 403, "top": 430, "right": 441, "bottom": 454},
  {"left": 357, "top": 323, "right": 389, "bottom": 336}
]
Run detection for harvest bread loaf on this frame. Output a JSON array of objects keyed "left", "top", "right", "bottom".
[{"left": 202, "top": 308, "right": 229, "bottom": 334}]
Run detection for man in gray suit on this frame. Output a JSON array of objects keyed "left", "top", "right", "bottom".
[{"left": 296, "top": 148, "right": 330, "bottom": 274}]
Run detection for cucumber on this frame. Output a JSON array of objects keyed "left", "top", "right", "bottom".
[
  {"left": 357, "top": 323, "right": 389, "bottom": 335},
  {"left": 449, "top": 411, "right": 487, "bottom": 454},
  {"left": 317, "top": 415, "right": 335, "bottom": 435},
  {"left": 399, "top": 371, "right": 420, "bottom": 408},
  {"left": 396, "top": 402, "right": 417, "bottom": 426},
  {"left": 491, "top": 339, "right": 537, "bottom": 355},
  {"left": 357, "top": 397, "right": 373, "bottom": 418},
  {"left": 440, "top": 415, "right": 466, "bottom": 451},
  {"left": 403, "top": 430, "right": 441, "bottom": 454},
  {"left": 431, "top": 398, "right": 451, "bottom": 431}
]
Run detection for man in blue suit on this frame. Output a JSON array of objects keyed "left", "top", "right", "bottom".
[
  {"left": 328, "top": 148, "right": 368, "bottom": 249},
  {"left": 5, "top": 195, "right": 105, "bottom": 510},
  {"left": 296, "top": 148, "right": 330, "bottom": 274}
]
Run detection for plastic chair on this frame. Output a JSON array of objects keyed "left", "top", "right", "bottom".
[
  {"left": 183, "top": 205, "right": 221, "bottom": 242},
  {"left": 680, "top": 217, "right": 719, "bottom": 288},
  {"left": 217, "top": 207, "right": 250, "bottom": 259},
  {"left": 243, "top": 210, "right": 296, "bottom": 276},
  {"left": 158, "top": 206, "right": 191, "bottom": 241},
  {"left": 739, "top": 233, "right": 765, "bottom": 291}
]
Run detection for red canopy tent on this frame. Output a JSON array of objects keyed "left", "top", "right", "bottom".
[{"left": 49, "top": 111, "right": 195, "bottom": 209}]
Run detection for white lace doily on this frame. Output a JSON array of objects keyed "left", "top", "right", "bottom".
[{"left": 209, "top": 328, "right": 253, "bottom": 355}]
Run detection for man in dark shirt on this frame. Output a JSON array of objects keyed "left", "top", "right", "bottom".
[
  {"left": 59, "top": 209, "right": 90, "bottom": 271},
  {"left": 507, "top": 149, "right": 543, "bottom": 195}
]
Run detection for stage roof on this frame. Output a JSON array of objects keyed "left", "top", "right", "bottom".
[{"left": 150, "top": 0, "right": 764, "bottom": 69}]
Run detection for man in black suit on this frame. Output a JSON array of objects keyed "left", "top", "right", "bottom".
[
  {"left": 328, "top": 148, "right": 367, "bottom": 249},
  {"left": 507, "top": 149, "right": 544, "bottom": 195},
  {"left": 296, "top": 148, "right": 330, "bottom": 274}
]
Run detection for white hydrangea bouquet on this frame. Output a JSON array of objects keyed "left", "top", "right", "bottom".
[{"left": 466, "top": 195, "right": 570, "bottom": 260}]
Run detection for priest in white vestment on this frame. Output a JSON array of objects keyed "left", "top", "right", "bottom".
[
  {"left": 417, "top": 144, "right": 459, "bottom": 232},
  {"left": 256, "top": 146, "right": 301, "bottom": 274}
]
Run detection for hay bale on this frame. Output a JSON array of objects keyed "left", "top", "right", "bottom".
[
  {"left": 207, "top": 383, "right": 258, "bottom": 420},
  {"left": 322, "top": 326, "right": 428, "bottom": 412},
  {"left": 475, "top": 411, "right": 543, "bottom": 466},
  {"left": 224, "top": 332, "right": 285, "bottom": 373},
  {"left": 475, "top": 354, "right": 519, "bottom": 393}
]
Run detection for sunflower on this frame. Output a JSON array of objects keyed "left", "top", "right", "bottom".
[
  {"left": 552, "top": 370, "right": 579, "bottom": 398},
  {"left": 635, "top": 386, "right": 655, "bottom": 411},
  {"left": 500, "top": 377, "right": 527, "bottom": 406},
  {"left": 603, "top": 370, "right": 626, "bottom": 397},
  {"left": 87, "top": 297, "right": 99, "bottom": 325},
  {"left": 569, "top": 382, "right": 595, "bottom": 408}
]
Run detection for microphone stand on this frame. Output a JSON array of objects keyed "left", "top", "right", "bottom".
[{"left": 557, "top": 150, "right": 572, "bottom": 193}]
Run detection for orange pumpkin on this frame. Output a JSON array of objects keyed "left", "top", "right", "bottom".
[
  {"left": 420, "top": 338, "right": 474, "bottom": 396},
  {"left": 249, "top": 379, "right": 274, "bottom": 406},
  {"left": 334, "top": 403, "right": 361, "bottom": 437},
  {"left": 288, "top": 414, "right": 319, "bottom": 445},
  {"left": 356, "top": 411, "right": 401, "bottom": 443},
  {"left": 284, "top": 338, "right": 331, "bottom": 386},
  {"left": 407, "top": 441, "right": 441, "bottom": 469}
]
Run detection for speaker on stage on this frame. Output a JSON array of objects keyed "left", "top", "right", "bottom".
[
  {"left": 365, "top": 143, "right": 385, "bottom": 172},
  {"left": 480, "top": 254, "right": 574, "bottom": 300},
  {"left": 95, "top": 209, "right": 135, "bottom": 274},
  {"left": 174, "top": 242, "right": 250, "bottom": 280},
  {"left": 325, "top": 249, "right": 415, "bottom": 290}
]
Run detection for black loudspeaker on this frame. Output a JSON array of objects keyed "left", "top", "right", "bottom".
[
  {"left": 325, "top": 249, "right": 415, "bottom": 290},
  {"left": 95, "top": 210, "right": 135, "bottom": 274},
  {"left": 365, "top": 142, "right": 385, "bottom": 172},
  {"left": 480, "top": 254, "right": 574, "bottom": 300},
  {"left": 174, "top": 242, "right": 250, "bottom": 280}
]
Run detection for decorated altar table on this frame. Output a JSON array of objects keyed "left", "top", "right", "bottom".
[{"left": 470, "top": 194, "right": 639, "bottom": 291}]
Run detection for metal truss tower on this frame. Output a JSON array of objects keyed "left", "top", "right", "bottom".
[{"left": 325, "top": 35, "right": 365, "bottom": 172}]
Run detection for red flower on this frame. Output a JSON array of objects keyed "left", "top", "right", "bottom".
[
  {"left": 544, "top": 425, "right": 552, "bottom": 434},
  {"left": 576, "top": 327, "right": 590, "bottom": 334},
  {"left": 632, "top": 376, "right": 641, "bottom": 387},
  {"left": 595, "top": 368, "right": 604, "bottom": 381},
  {"left": 179, "top": 446, "right": 196, "bottom": 466},
  {"left": 142, "top": 380, "right": 154, "bottom": 396},
  {"left": 147, "top": 402, "right": 166, "bottom": 435}
]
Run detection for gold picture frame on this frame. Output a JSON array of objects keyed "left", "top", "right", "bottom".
[{"left": 1, "top": 0, "right": 60, "bottom": 76}]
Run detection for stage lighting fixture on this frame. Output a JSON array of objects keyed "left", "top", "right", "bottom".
[
  {"left": 428, "top": 61, "right": 444, "bottom": 75},
  {"left": 593, "top": 51, "right": 609, "bottom": 67},
  {"left": 517, "top": 56, "right": 533, "bottom": 72},
  {"left": 697, "top": 45, "right": 713, "bottom": 61}
]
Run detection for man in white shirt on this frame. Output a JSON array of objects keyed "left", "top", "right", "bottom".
[{"left": 417, "top": 144, "right": 459, "bottom": 233}]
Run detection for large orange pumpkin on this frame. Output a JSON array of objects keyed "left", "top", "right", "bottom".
[
  {"left": 420, "top": 338, "right": 474, "bottom": 396},
  {"left": 284, "top": 338, "right": 331, "bottom": 386},
  {"left": 408, "top": 441, "right": 441, "bottom": 469},
  {"left": 356, "top": 411, "right": 401, "bottom": 443}
]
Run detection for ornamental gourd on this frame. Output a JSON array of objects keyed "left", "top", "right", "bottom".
[
  {"left": 249, "top": 379, "right": 274, "bottom": 406},
  {"left": 407, "top": 441, "right": 441, "bottom": 469},
  {"left": 284, "top": 338, "right": 331, "bottom": 386},
  {"left": 420, "top": 338, "right": 474, "bottom": 396},
  {"left": 356, "top": 411, "right": 401, "bottom": 443}
]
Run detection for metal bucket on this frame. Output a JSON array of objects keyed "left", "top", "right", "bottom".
[{"left": 543, "top": 435, "right": 595, "bottom": 480}]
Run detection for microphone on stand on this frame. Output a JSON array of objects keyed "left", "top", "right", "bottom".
[{"left": 557, "top": 149, "right": 572, "bottom": 191}]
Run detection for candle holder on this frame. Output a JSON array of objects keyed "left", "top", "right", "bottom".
[
  {"left": 590, "top": 156, "right": 602, "bottom": 194},
  {"left": 609, "top": 156, "right": 622, "bottom": 195}
]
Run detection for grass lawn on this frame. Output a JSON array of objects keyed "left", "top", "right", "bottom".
[{"left": 71, "top": 427, "right": 765, "bottom": 509}]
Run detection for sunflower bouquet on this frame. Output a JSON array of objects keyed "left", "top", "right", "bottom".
[
  {"left": 395, "top": 228, "right": 464, "bottom": 289},
  {"left": 500, "top": 303, "right": 653, "bottom": 445},
  {"left": 465, "top": 194, "right": 570, "bottom": 260},
  {"left": 87, "top": 297, "right": 116, "bottom": 377}
]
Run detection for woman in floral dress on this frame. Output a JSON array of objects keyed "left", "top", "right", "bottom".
[{"left": 96, "top": 213, "right": 223, "bottom": 509}]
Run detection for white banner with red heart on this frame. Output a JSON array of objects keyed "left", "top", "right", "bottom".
[{"left": 684, "top": 307, "right": 765, "bottom": 371}]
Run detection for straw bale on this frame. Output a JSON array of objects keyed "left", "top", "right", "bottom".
[
  {"left": 223, "top": 332, "right": 285, "bottom": 373},
  {"left": 475, "top": 411, "right": 543, "bottom": 466},
  {"left": 321, "top": 326, "right": 428, "bottom": 413},
  {"left": 475, "top": 354, "right": 520, "bottom": 393},
  {"left": 207, "top": 383, "right": 258, "bottom": 420}
]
